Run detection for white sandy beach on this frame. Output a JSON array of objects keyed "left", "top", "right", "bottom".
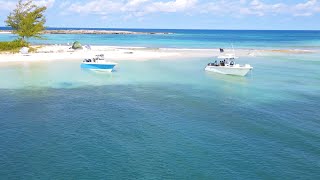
[
  {"left": 0, "top": 45, "right": 317, "bottom": 64},
  {"left": 0, "top": 45, "right": 237, "bottom": 63}
]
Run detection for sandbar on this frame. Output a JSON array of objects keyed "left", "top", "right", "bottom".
[{"left": 0, "top": 45, "right": 318, "bottom": 64}]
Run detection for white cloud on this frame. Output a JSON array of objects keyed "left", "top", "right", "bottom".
[
  {"left": 126, "top": 0, "right": 149, "bottom": 7},
  {"left": 200, "top": 0, "right": 320, "bottom": 18},
  {"left": 295, "top": 0, "right": 317, "bottom": 9},
  {"left": 0, "top": 0, "right": 55, "bottom": 11},
  {"left": 0, "top": 0, "right": 16, "bottom": 10},
  {"left": 294, "top": 0, "right": 320, "bottom": 16},
  {"left": 145, "top": 0, "right": 198, "bottom": 13},
  {"left": 121, "top": 0, "right": 149, "bottom": 12},
  {"left": 59, "top": 1, "right": 71, "bottom": 9},
  {"left": 59, "top": 0, "right": 320, "bottom": 19},
  {"left": 294, "top": 12, "right": 313, "bottom": 17},
  {"left": 68, "top": 0, "right": 123, "bottom": 14},
  {"left": 247, "top": 0, "right": 287, "bottom": 16},
  {"left": 63, "top": 0, "right": 197, "bottom": 18},
  {"left": 35, "top": 0, "right": 55, "bottom": 8}
]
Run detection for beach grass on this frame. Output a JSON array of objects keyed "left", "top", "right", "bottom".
[{"left": 0, "top": 39, "right": 29, "bottom": 53}]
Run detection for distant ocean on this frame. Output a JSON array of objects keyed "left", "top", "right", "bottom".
[
  {"left": 1, "top": 27, "right": 320, "bottom": 49},
  {"left": 0, "top": 28, "right": 320, "bottom": 179}
]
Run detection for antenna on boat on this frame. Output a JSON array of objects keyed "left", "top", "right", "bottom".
[{"left": 231, "top": 43, "right": 235, "bottom": 56}]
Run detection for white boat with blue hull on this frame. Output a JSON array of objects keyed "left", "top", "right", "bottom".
[{"left": 81, "top": 54, "right": 117, "bottom": 72}]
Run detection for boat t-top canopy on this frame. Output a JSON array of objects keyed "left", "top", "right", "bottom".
[{"left": 217, "top": 54, "right": 238, "bottom": 59}]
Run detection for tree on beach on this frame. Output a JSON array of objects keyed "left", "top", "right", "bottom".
[{"left": 5, "top": 0, "right": 47, "bottom": 42}]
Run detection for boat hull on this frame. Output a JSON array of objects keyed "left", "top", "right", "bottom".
[
  {"left": 81, "top": 63, "right": 116, "bottom": 72},
  {"left": 205, "top": 66, "right": 252, "bottom": 76}
]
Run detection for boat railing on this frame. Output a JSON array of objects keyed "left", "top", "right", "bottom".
[
  {"left": 83, "top": 54, "right": 106, "bottom": 63},
  {"left": 95, "top": 54, "right": 105, "bottom": 60}
]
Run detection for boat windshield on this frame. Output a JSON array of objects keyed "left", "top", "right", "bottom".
[{"left": 217, "top": 54, "right": 238, "bottom": 59}]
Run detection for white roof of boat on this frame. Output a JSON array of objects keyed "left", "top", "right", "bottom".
[{"left": 217, "top": 54, "right": 238, "bottom": 59}]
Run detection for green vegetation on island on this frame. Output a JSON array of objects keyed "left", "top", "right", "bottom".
[
  {"left": 0, "top": 39, "right": 28, "bottom": 52},
  {"left": 0, "top": 0, "right": 46, "bottom": 52}
]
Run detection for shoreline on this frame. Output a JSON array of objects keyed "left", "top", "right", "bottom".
[
  {"left": 0, "top": 45, "right": 318, "bottom": 64},
  {"left": 0, "top": 45, "right": 212, "bottom": 63}
]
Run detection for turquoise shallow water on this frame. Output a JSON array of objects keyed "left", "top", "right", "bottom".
[
  {"left": 0, "top": 53, "right": 320, "bottom": 179},
  {"left": 1, "top": 29, "right": 320, "bottom": 49}
]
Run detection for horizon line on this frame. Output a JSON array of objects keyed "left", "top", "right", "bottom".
[{"left": 0, "top": 26, "right": 319, "bottom": 31}]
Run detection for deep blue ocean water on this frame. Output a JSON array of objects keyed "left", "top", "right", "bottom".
[{"left": 0, "top": 29, "right": 320, "bottom": 179}]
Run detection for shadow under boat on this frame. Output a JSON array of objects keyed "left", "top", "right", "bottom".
[{"left": 205, "top": 70, "right": 252, "bottom": 85}]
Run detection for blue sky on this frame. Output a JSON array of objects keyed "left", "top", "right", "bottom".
[{"left": 0, "top": 0, "right": 320, "bottom": 29}]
